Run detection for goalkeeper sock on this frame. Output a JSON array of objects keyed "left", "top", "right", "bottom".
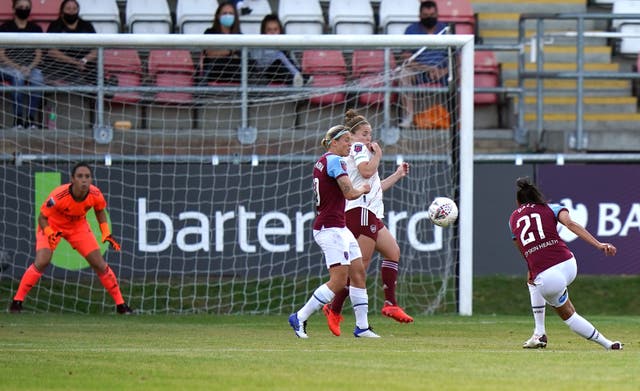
[
  {"left": 14, "top": 264, "right": 43, "bottom": 301},
  {"left": 329, "top": 284, "right": 349, "bottom": 314},
  {"left": 97, "top": 265, "right": 125, "bottom": 305},
  {"left": 349, "top": 286, "right": 369, "bottom": 329},
  {"left": 381, "top": 260, "right": 399, "bottom": 306},
  {"left": 528, "top": 283, "right": 546, "bottom": 335},
  {"left": 298, "top": 283, "right": 335, "bottom": 322},
  {"left": 564, "top": 312, "right": 613, "bottom": 348}
]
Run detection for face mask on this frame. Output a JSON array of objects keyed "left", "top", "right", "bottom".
[
  {"left": 15, "top": 8, "right": 31, "bottom": 20},
  {"left": 219, "top": 14, "right": 235, "bottom": 28},
  {"left": 421, "top": 17, "right": 438, "bottom": 29},
  {"left": 63, "top": 13, "right": 79, "bottom": 24}
]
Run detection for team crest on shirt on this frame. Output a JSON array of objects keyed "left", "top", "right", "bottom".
[
  {"left": 354, "top": 144, "right": 363, "bottom": 153},
  {"left": 369, "top": 225, "right": 377, "bottom": 234},
  {"left": 340, "top": 160, "right": 347, "bottom": 171},
  {"left": 343, "top": 251, "right": 349, "bottom": 260},
  {"left": 46, "top": 197, "right": 55, "bottom": 208}
]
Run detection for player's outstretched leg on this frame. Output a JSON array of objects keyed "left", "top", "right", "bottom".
[{"left": 380, "top": 260, "right": 413, "bottom": 323}]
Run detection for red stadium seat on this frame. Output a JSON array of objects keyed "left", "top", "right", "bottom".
[
  {"left": 302, "top": 50, "right": 347, "bottom": 105},
  {"left": 104, "top": 49, "right": 142, "bottom": 104},
  {"left": 32, "top": 0, "right": 62, "bottom": 31},
  {"left": 351, "top": 50, "right": 397, "bottom": 106},
  {"left": 435, "top": 0, "right": 475, "bottom": 36},
  {"left": 148, "top": 49, "right": 194, "bottom": 104},
  {"left": 474, "top": 50, "right": 500, "bottom": 105}
]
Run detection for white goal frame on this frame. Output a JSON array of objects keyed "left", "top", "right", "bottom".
[{"left": 0, "top": 32, "right": 474, "bottom": 315}]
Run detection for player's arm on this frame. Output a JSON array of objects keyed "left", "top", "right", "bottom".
[
  {"left": 95, "top": 209, "right": 121, "bottom": 251},
  {"left": 356, "top": 143, "right": 382, "bottom": 179},
  {"left": 337, "top": 175, "right": 371, "bottom": 200},
  {"left": 38, "top": 213, "right": 62, "bottom": 249},
  {"left": 557, "top": 210, "right": 616, "bottom": 256},
  {"left": 381, "top": 162, "right": 409, "bottom": 192}
]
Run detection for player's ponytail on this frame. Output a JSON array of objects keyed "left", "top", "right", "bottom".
[
  {"left": 516, "top": 177, "right": 547, "bottom": 204},
  {"left": 344, "top": 108, "right": 369, "bottom": 133}
]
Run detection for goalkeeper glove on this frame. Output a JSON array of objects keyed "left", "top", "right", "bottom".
[
  {"left": 43, "top": 226, "right": 62, "bottom": 250},
  {"left": 100, "top": 222, "right": 121, "bottom": 251}
]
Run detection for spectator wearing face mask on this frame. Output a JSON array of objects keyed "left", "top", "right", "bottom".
[
  {"left": 199, "top": 1, "right": 253, "bottom": 85},
  {"left": 397, "top": 1, "right": 449, "bottom": 128},
  {"left": 0, "top": 0, "right": 45, "bottom": 129},
  {"left": 43, "top": 0, "right": 97, "bottom": 85}
]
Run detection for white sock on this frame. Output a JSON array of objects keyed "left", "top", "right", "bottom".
[
  {"left": 564, "top": 312, "right": 613, "bottom": 349},
  {"left": 297, "top": 283, "right": 335, "bottom": 322},
  {"left": 349, "top": 286, "right": 369, "bottom": 329},
  {"left": 528, "top": 283, "right": 546, "bottom": 335}
]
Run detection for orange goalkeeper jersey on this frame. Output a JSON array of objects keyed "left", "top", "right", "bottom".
[{"left": 41, "top": 184, "right": 107, "bottom": 229}]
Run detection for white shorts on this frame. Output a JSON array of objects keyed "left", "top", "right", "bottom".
[
  {"left": 313, "top": 227, "right": 362, "bottom": 269},
  {"left": 533, "top": 257, "right": 577, "bottom": 308}
]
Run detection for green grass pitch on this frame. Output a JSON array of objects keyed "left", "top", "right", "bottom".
[{"left": 0, "top": 313, "right": 637, "bottom": 390}]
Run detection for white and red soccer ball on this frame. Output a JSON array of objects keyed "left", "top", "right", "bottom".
[{"left": 428, "top": 197, "right": 458, "bottom": 228}]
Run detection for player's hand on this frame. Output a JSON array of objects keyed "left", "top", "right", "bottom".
[
  {"left": 102, "top": 235, "right": 121, "bottom": 251},
  {"left": 396, "top": 162, "right": 409, "bottom": 178},
  {"left": 601, "top": 243, "right": 616, "bottom": 256},
  {"left": 361, "top": 183, "right": 371, "bottom": 194},
  {"left": 44, "top": 226, "right": 62, "bottom": 250},
  {"left": 370, "top": 142, "right": 381, "bottom": 155}
]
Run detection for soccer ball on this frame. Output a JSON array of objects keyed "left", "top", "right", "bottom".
[{"left": 428, "top": 197, "right": 458, "bottom": 228}]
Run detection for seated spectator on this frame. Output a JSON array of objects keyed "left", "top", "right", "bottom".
[
  {"left": 398, "top": 0, "right": 450, "bottom": 128},
  {"left": 0, "top": 0, "right": 45, "bottom": 129},
  {"left": 250, "top": 14, "right": 306, "bottom": 86},
  {"left": 199, "top": 1, "right": 251, "bottom": 85},
  {"left": 43, "top": 0, "right": 97, "bottom": 85}
]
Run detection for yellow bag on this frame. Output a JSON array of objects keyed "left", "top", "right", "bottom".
[{"left": 413, "top": 104, "right": 450, "bottom": 129}]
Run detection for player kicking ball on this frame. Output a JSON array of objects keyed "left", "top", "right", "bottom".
[
  {"left": 9, "top": 162, "right": 133, "bottom": 314},
  {"left": 509, "top": 177, "right": 621, "bottom": 350}
]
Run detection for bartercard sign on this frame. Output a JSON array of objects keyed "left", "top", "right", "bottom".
[{"left": 0, "top": 162, "right": 453, "bottom": 278}]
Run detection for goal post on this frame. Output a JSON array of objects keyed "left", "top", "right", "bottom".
[{"left": 0, "top": 33, "right": 474, "bottom": 315}]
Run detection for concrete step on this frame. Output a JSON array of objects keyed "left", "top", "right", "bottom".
[
  {"left": 471, "top": 0, "right": 586, "bottom": 13},
  {"left": 517, "top": 96, "right": 638, "bottom": 114},
  {"left": 524, "top": 112, "right": 640, "bottom": 131},
  {"left": 541, "top": 129, "right": 640, "bottom": 152},
  {"left": 480, "top": 28, "right": 607, "bottom": 46},
  {"left": 495, "top": 45, "right": 613, "bottom": 64},
  {"left": 477, "top": 13, "right": 598, "bottom": 32},
  {"left": 500, "top": 62, "right": 621, "bottom": 79},
  {"left": 504, "top": 79, "right": 631, "bottom": 95}
]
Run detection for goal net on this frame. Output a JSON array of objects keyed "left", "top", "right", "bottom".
[{"left": 0, "top": 33, "right": 473, "bottom": 315}]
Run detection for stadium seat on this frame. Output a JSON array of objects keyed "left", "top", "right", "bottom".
[
  {"left": 379, "top": 0, "right": 419, "bottom": 35},
  {"left": 28, "top": 0, "right": 60, "bottom": 31},
  {"left": 302, "top": 50, "right": 347, "bottom": 105},
  {"left": 104, "top": 49, "right": 142, "bottom": 104},
  {"left": 148, "top": 50, "right": 194, "bottom": 104},
  {"left": 328, "top": 0, "right": 375, "bottom": 35},
  {"left": 473, "top": 51, "right": 500, "bottom": 105},
  {"left": 77, "top": 0, "right": 120, "bottom": 34},
  {"left": 611, "top": 0, "right": 640, "bottom": 55},
  {"left": 176, "top": 0, "right": 218, "bottom": 34},
  {"left": 436, "top": 0, "right": 475, "bottom": 35},
  {"left": 126, "top": 0, "right": 172, "bottom": 34},
  {"left": 239, "top": 0, "right": 272, "bottom": 34},
  {"left": 279, "top": 0, "right": 325, "bottom": 35},
  {"left": 351, "top": 50, "right": 397, "bottom": 106}
]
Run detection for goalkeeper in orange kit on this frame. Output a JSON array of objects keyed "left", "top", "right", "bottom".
[{"left": 9, "top": 162, "right": 133, "bottom": 314}]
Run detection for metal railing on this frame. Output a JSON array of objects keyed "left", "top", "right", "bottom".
[{"left": 518, "top": 13, "right": 640, "bottom": 151}]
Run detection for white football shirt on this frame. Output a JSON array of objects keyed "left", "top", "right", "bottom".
[{"left": 345, "top": 142, "right": 384, "bottom": 218}]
